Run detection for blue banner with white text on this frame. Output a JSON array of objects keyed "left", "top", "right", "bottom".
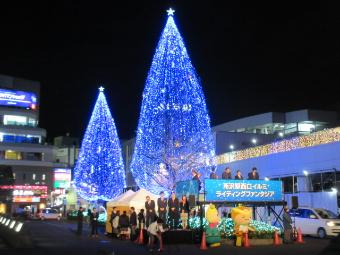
[{"left": 205, "top": 179, "right": 283, "bottom": 202}]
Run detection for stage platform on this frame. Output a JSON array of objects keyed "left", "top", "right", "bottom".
[
  {"left": 163, "top": 229, "right": 200, "bottom": 244},
  {"left": 132, "top": 229, "right": 201, "bottom": 244}
]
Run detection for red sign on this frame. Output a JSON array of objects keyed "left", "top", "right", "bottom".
[{"left": 0, "top": 185, "right": 47, "bottom": 191}]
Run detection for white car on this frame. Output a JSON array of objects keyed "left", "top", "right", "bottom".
[
  {"left": 289, "top": 207, "right": 340, "bottom": 238},
  {"left": 39, "top": 209, "right": 61, "bottom": 220}
]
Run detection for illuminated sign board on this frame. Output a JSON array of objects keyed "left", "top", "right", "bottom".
[
  {"left": 0, "top": 185, "right": 48, "bottom": 202},
  {"left": 0, "top": 88, "right": 37, "bottom": 109},
  {"left": 13, "top": 197, "right": 41, "bottom": 203},
  {"left": 205, "top": 179, "right": 283, "bottom": 202},
  {"left": 54, "top": 168, "right": 71, "bottom": 189}
]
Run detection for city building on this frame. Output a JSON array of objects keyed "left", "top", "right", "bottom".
[
  {"left": 0, "top": 74, "right": 66, "bottom": 214},
  {"left": 213, "top": 109, "right": 338, "bottom": 154},
  {"left": 213, "top": 110, "right": 340, "bottom": 214},
  {"left": 53, "top": 135, "right": 79, "bottom": 168}
]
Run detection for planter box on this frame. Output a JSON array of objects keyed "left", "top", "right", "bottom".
[{"left": 222, "top": 238, "right": 279, "bottom": 246}]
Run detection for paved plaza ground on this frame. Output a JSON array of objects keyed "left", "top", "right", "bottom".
[{"left": 0, "top": 220, "right": 339, "bottom": 255}]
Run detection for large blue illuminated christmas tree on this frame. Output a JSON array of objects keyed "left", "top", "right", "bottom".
[
  {"left": 74, "top": 87, "right": 126, "bottom": 201},
  {"left": 131, "top": 9, "right": 215, "bottom": 194}
]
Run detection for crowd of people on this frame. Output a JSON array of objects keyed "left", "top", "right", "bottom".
[
  {"left": 108, "top": 191, "right": 191, "bottom": 239},
  {"left": 75, "top": 166, "right": 262, "bottom": 250},
  {"left": 210, "top": 166, "right": 260, "bottom": 180}
]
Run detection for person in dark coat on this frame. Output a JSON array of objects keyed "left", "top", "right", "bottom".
[
  {"left": 90, "top": 207, "right": 99, "bottom": 237},
  {"left": 210, "top": 168, "right": 218, "bottom": 179},
  {"left": 283, "top": 206, "right": 293, "bottom": 243},
  {"left": 235, "top": 170, "right": 243, "bottom": 180},
  {"left": 222, "top": 167, "right": 232, "bottom": 179},
  {"left": 145, "top": 196, "right": 156, "bottom": 228},
  {"left": 118, "top": 211, "right": 130, "bottom": 239},
  {"left": 248, "top": 167, "right": 260, "bottom": 180},
  {"left": 179, "top": 195, "right": 190, "bottom": 229},
  {"left": 168, "top": 192, "right": 179, "bottom": 229},
  {"left": 76, "top": 207, "right": 84, "bottom": 235},
  {"left": 157, "top": 191, "right": 167, "bottom": 227},
  {"left": 192, "top": 169, "right": 202, "bottom": 190},
  {"left": 138, "top": 209, "right": 145, "bottom": 230},
  {"left": 129, "top": 207, "right": 137, "bottom": 238}
]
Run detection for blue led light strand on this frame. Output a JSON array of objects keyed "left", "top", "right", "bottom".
[
  {"left": 74, "top": 87, "right": 126, "bottom": 201},
  {"left": 131, "top": 11, "right": 215, "bottom": 194}
]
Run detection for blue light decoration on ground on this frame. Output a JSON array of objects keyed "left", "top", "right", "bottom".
[
  {"left": 130, "top": 9, "right": 215, "bottom": 194},
  {"left": 188, "top": 217, "right": 281, "bottom": 238},
  {"left": 74, "top": 87, "right": 126, "bottom": 201}
]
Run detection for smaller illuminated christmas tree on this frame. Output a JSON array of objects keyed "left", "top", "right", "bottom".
[{"left": 73, "top": 87, "right": 126, "bottom": 201}]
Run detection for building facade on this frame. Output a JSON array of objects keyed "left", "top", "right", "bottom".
[{"left": 0, "top": 74, "right": 66, "bottom": 214}]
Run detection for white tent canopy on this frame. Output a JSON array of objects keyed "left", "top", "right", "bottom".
[
  {"left": 109, "top": 188, "right": 159, "bottom": 212},
  {"left": 107, "top": 190, "right": 135, "bottom": 207}
]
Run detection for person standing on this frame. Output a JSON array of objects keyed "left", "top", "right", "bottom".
[
  {"left": 210, "top": 168, "right": 218, "bottom": 179},
  {"left": 283, "top": 206, "right": 293, "bottom": 243},
  {"left": 118, "top": 211, "right": 130, "bottom": 239},
  {"left": 129, "top": 207, "right": 137, "bottom": 239},
  {"left": 248, "top": 167, "right": 259, "bottom": 180},
  {"left": 179, "top": 195, "right": 190, "bottom": 230},
  {"left": 168, "top": 192, "right": 179, "bottom": 230},
  {"left": 157, "top": 191, "right": 167, "bottom": 227},
  {"left": 90, "top": 207, "right": 99, "bottom": 237},
  {"left": 87, "top": 208, "right": 92, "bottom": 226},
  {"left": 235, "top": 170, "right": 243, "bottom": 180},
  {"left": 76, "top": 207, "right": 84, "bottom": 235},
  {"left": 110, "top": 207, "right": 117, "bottom": 235},
  {"left": 222, "top": 167, "right": 232, "bottom": 179},
  {"left": 138, "top": 209, "right": 145, "bottom": 230},
  {"left": 192, "top": 169, "right": 202, "bottom": 190},
  {"left": 145, "top": 196, "right": 156, "bottom": 228}
]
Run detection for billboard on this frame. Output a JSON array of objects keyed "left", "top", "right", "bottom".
[
  {"left": 0, "top": 88, "right": 37, "bottom": 109},
  {"left": 205, "top": 179, "right": 283, "bottom": 202},
  {"left": 54, "top": 168, "right": 71, "bottom": 189}
]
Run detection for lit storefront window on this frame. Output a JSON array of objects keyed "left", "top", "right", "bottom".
[
  {"left": 3, "top": 115, "right": 27, "bottom": 126},
  {"left": 0, "top": 132, "right": 41, "bottom": 144},
  {"left": 5, "top": 150, "right": 22, "bottom": 160}
]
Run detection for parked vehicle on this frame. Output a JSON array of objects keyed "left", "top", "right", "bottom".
[
  {"left": 289, "top": 207, "right": 340, "bottom": 238},
  {"left": 39, "top": 208, "right": 61, "bottom": 220}
]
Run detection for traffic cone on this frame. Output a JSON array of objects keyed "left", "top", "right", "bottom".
[
  {"left": 135, "top": 228, "right": 144, "bottom": 244},
  {"left": 243, "top": 232, "right": 250, "bottom": 248},
  {"left": 159, "top": 234, "right": 164, "bottom": 251},
  {"left": 200, "top": 231, "right": 208, "bottom": 250},
  {"left": 273, "top": 231, "right": 281, "bottom": 245},
  {"left": 296, "top": 228, "right": 304, "bottom": 243}
]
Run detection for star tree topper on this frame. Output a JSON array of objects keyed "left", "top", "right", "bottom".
[{"left": 167, "top": 8, "right": 175, "bottom": 16}]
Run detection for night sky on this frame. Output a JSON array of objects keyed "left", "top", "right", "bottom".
[{"left": 0, "top": 1, "right": 339, "bottom": 142}]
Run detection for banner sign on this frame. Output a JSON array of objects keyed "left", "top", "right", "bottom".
[
  {"left": 0, "top": 88, "right": 37, "bottom": 109},
  {"left": 205, "top": 179, "right": 283, "bottom": 202}
]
